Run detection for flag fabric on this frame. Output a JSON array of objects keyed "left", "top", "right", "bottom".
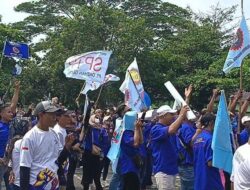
[
  {"left": 212, "top": 90, "right": 233, "bottom": 173},
  {"left": 81, "top": 74, "right": 120, "bottom": 94},
  {"left": 63, "top": 51, "right": 112, "bottom": 82},
  {"left": 223, "top": 16, "right": 250, "bottom": 73},
  {"left": 12, "top": 64, "right": 22, "bottom": 76},
  {"left": 107, "top": 118, "right": 124, "bottom": 173},
  {"left": 3, "top": 41, "right": 29, "bottom": 59},
  {"left": 119, "top": 58, "right": 145, "bottom": 112}
]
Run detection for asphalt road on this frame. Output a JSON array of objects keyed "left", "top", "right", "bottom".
[{"left": 1, "top": 167, "right": 180, "bottom": 190}]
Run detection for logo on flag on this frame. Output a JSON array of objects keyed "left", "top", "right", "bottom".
[
  {"left": 119, "top": 58, "right": 145, "bottom": 112},
  {"left": 3, "top": 41, "right": 29, "bottom": 59},
  {"left": 223, "top": 16, "right": 250, "bottom": 73},
  {"left": 63, "top": 51, "right": 112, "bottom": 82}
]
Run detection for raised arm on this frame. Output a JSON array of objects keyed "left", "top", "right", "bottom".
[
  {"left": 240, "top": 94, "right": 250, "bottom": 117},
  {"left": 168, "top": 105, "right": 189, "bottom": 134},
  {"left": 229, "top": 90, "right": 242, "bottom": 114},
  {"left": 207, "top": 89, "right": 220, "bottom": 113},
  {"left": 10, "top": 80, "right": 20, "bottom": 114},
  {"left": 185, "top": 84, "right": 193, "bottom": 105},
  {"left": 134, "top": 120, "right": 143, "bottom": 147}
]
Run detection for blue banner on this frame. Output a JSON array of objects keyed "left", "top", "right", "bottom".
[
  {"left": 3, "top": 41, "right": 29, "bottom": 59},
  {"left": 212, "top": 90, "right": 233, "bottom": 173}
]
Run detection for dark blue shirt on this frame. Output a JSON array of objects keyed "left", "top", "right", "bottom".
[
  {"left": 101, "top": 128, "right": 111, "bottom": 156},
  {"left": 176, "top": 122, "right": 195, "bottom": 165},
  {"left": 118, "top": 130, "right": 139, "bottom": 175},
  {"left": 150, "top": 123, "right": 178, "bottom": 175},
  {"left": 238, "top": 128, "right": 249, "bottom": 146},
  {"left": 0, "top": 121, "right": 10, "bottom": 158},
  {"left": 193, "top": 130, "right": 223, "bottom": 190}
]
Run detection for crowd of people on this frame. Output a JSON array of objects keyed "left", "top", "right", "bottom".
[{"left": 0, "top": 81, "right": 250, "bottom": 190}]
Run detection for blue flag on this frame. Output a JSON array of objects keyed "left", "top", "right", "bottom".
[
  {"left": 107, "top": 118, "right": 124, "bottom": 173},
  {"left": 212, "top": 90, "right": 233, "bottom": 173},
  {"left": 3, "top": 41, "right": 29, "bottom": 59},
  {"left": 223, "top": 16, "right": 250, "bottom": 73}
]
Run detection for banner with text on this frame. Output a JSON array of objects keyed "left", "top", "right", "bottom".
[{"left": 64, "top": 51, "right": 112, "bottom": 82}]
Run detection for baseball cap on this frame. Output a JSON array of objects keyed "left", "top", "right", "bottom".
[
  {"left": 34, "top": 101, "right": 61, "bottom": 116},
  {"left": 157, "top": 105, "right": 177, "bottom": 116},
  {"left": 57, "top": 108, "right": 74, "bottom": 116},
  {"left": 242, "top": 116, "right": 250, "bottom": 124}
]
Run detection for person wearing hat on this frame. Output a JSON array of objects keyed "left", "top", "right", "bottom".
[
  {"left": 193, "top": 113, "right": 223, "bottom": 190},
  {"left": 0, "top": 80, "right": 20, "bottom": 190},
  {"left": 19, "top": 101, "right": 75, "bottom": 190},
  {"left": 237, "top": 116, "right": 250, "bottom": 146},
  {"left": 150, "top": 104, "right": 189, "bottom": 190}
]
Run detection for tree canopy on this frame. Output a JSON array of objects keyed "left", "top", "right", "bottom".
[{"left": 0, "top": 0, "right": 249, "bottom": 110}]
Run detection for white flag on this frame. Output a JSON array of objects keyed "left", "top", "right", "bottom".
[
  {"left": 63, "top": 51, "right": 112, "bottom": 82},
  {"left": 81, "top": 74, "right": 120, "bottom": 94},
  {"left": 119, "top": 58, "right": 145, "bottom": 112},
  {"left": 164, "top": 81, "right": 196, "bottom": 120},
  {"left": 223, "top": 16, "right": 250, "bottom": 73}
]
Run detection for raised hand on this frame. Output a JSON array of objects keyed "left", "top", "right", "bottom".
[
  {"left": 65, "top": 133, "right": 75, "bottom": 150},
  {"left": 185, "top": 84, "right": 193, "bottom": 99}
]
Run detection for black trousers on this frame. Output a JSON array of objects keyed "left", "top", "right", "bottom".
[
  {"left": 82, "top": 150, "right": 103, "bottom": 190},
  {"left": 123, "top": 172, "right": 140, "bottom": 190},
  {"left": 102, "top": 156, "right": 110, "bottom": 181},
  {"left": 66, "top": 152, "right": 78, "bottom": 190},
  {"left": 223, "top": 171, "right": 231, "bottom": 190}
]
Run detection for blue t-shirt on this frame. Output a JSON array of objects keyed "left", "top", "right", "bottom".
[
  {"left": 101, "top": 128, "right": 111, "bottom": 156},
  {"left": 0, "top": 121, "right": 10, "bottom": 158},
  {"left": 193, "top": 130, "right": 223, "bottom": 190},
  {"left": 176, "top": 122, "right": 195, "bottom": 165},
  {"left": 238, "top": 128, "right": 249, "bottom": 146},
  {"left": 150, "top": 123, "right": 178, "bottom": 175},
  {"left": 118, "top": 130, "right": 139, "bottom": 175}
]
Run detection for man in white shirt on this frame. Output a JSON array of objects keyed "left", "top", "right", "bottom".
[
  {"left": 53, "top": 109, "right": 75, "bottom": 190},
  {"left": 231, "top": 116, "right": 250, "bottom": 190},
  {"left": 19, "top": 101, "right": 74, "bottom": 190},
  {"left": 54, "top": 109, "right": 75, "bottom": 147}
]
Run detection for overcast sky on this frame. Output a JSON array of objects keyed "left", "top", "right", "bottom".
[{"left": 0, "top": 0, "right": 249, "bottom": 24}]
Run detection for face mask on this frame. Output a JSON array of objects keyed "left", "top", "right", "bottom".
[{"left": 95, "top": 118, "right": 100, "bottom": 123}]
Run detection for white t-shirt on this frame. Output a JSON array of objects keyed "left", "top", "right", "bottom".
[
  {"left": 20, "top": 125, "right": 63, "bottom": 190},
  {"left": 231, "top": 143, "right": 250, "bottom": 189},
  {"left": 12, "top": 139, "right": 22, "bottom": 186},
  {"left": 53, "top": 124, "right": 67, "bottom": 147}
]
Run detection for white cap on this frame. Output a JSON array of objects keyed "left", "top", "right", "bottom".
[
  {"left": 157, "top": 105, "right": 177, "bottom": 116},
  {"left": 242, "top": 116, "right": 250, "bottom": 124}
]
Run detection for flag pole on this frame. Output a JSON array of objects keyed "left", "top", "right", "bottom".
[
  {"left": 94, "top": 84, "right": 104, "bottom": 108},
  {"left": 241, "top": 0, "right": 244, "bottom": 16},
  {"left": 238, "top": 0, "right": 244, "bottom": 134},
  {"left": 75, "top": 81, "right": 86, "bottom": 107},
  {"left": 128, "top": 70, "right": 146, "bottom": 108},
  {"left": 0, "top": 40, "right": 7, "bottom": 69}
]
